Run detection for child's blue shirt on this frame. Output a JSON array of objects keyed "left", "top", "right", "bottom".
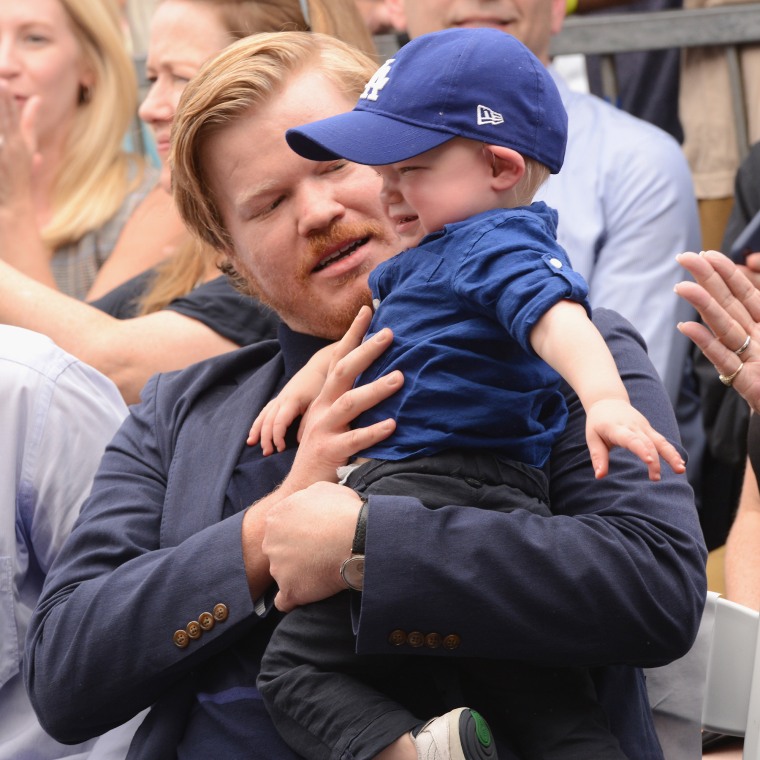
[{"left": 355, "top": 202, "right": 591, "bottom": 467}]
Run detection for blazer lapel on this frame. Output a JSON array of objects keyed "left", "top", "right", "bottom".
[{"left": 161, "top": 350, "right": 284, "bottom": 546}]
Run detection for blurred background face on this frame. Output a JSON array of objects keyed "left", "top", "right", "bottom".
[
  {"left": 0, "top": 0, "right": 91, "bottom": 150},
  {"left": 138, "top": 0, "right": 232, "bottom": 191},
  {"left": 354, "top": 0, "right": 404, "bottom": 34},
  {"left": 388, "top": 0, "right": 565, "bottom": 64}
]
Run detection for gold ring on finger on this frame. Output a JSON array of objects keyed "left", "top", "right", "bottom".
[{"left": 719, "top": 362, "right": 744, "bottom": 387}]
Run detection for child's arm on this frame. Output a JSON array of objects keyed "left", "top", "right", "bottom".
[
  {"left": 530, "top": 300, "right": 686, "bottom": 480},
  {"left": 248, "top": 343, "right": 336, "bottom": 455}
]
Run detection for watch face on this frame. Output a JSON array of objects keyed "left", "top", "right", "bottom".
[{"left": 341, "top": 555, "right": 365, "bottom": 591}]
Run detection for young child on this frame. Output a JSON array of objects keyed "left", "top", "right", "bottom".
[{"left": 254, "top": 28, "right": 685, "bottom": 760}]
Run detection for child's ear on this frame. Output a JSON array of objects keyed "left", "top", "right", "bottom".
[{"left": 483, "top": 145, "right": 525, "bottom": 191}]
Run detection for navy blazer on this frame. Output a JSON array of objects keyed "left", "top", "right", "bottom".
[{"left": 26, "top": 309, "right": 707, "bottom": 759}]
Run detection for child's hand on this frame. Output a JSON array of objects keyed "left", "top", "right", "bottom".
[
  {"left": 247, "top": 393, "right": 312, "bottom": 456},
  {"left": 246, "top": 309, "right": 369, "bottom": 455},
  {"left": 585, "top": 399, "right": 686, "bottom": 481}
]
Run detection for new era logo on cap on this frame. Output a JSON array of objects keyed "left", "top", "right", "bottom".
[
  {"left": 477, "top": 105, "right": 504, "bottom": 126},
  {"left": 286, "top": 27, "right": 568, "bottom": 173}
]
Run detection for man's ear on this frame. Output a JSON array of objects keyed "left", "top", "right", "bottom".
[
  {"left": 551, "top": 0, "right": 568, "bottom": 35},
  {"left": 484, "top": 145, "right": 525, "bottom": 191}
]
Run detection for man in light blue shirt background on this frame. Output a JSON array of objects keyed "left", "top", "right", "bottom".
[
  {"left": 0, "top": 325, "right": 129, "bottom": 759},
  {"left": 383, "top": 0, "right": 704, "bottom": 494}
]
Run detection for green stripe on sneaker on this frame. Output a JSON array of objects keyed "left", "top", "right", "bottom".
[{"left": 470, "top": 710, "right": 492, "bottom": 747}]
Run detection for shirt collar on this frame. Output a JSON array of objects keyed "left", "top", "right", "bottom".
[{"left": 277, "top": 322, "right": 332, "bottom": 379}]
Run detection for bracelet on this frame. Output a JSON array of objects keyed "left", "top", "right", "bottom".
[{"left": 566, "top": 0, "right": 578, "bottom": 14}]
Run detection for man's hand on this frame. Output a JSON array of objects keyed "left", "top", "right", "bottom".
[
  {"left": 262, "top": 481, "right": 364, "bottom": 611},
  {"left": 241, "top": 308, "right": 402, "bottom": 601},
  {"left": 281, "top": 306, "right": 403, "bottom": 493}
]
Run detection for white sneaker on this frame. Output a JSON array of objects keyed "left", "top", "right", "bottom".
[{"left": 411, "top": 707, "right": 498, "bottom": 760}]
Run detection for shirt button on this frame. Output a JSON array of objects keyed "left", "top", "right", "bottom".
[
  {"left": 549, "top": 257, "right": 563, "bottom": 269},
  {"left": 213, "top": 603, "right": 229, "bottom": 622},
  {"left": 442, "top": 634, "right": 461, "bottom": 650},
  {"left": 372, "top": 298, "right": 381, "bottom": 310},
  {"left": 425, "top": 632, "right": 442, "bottom": 649},
  {"left": 388, "top": 629, "right": 407, "bottom": 646},
  {"left": 186, "top": 620, "right": 202, "bottom": 640},
  {"left": 173, "top": 630, "right": 190, "bottom": 649},
  {"left": 407, "top": 631, "right": 424, "bottom": 647},
  {"left": 198, "top": 612, "right": 215, "bottom": 631}
]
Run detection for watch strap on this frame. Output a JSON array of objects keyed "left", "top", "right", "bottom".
[{"left": 352, "top": 497, "right": 368, "bottom": 554}]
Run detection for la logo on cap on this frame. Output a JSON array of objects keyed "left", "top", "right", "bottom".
[
  {"left": 361, "top": 58, "right": 395, "bottom": 101},
  {"left": 477, "top": 105, "right": 504, "bottom": 126}
]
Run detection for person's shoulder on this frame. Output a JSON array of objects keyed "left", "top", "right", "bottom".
[
  {"left": 166, "top": 275, "right": 280, "bottom": 347},
  {"left": 132, "top": 338, "right": 283, "bottom": 447},
  {"left": 0, "top": 325, "right": 125, "bottom": 422},
  {"left": 0, "top": 325, "right": 80, "bottom": 380},
  {"left": 562, "top": 86, "right": 682, "bottom": 154},
  {"left": 151, "top": 338, "right": 281, "bottom": 398}
]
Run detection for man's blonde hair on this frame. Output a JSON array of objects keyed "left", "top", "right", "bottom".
[{"left": 171, "top": 32, "right": 378, "bottom": 252}]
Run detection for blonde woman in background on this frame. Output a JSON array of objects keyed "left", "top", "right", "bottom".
[
  {"left": 0, "top": 0, "right": 170, "bottom": 300},
  {"left": 0, "top": 0, "right": 375, "bottom": 402}
]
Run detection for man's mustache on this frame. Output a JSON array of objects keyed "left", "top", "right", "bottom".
[{"left": 307, "top": 220, "right": 391, "bottom": 262}]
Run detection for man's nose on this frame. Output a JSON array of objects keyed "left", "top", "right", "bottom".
[{"left": 296, "top": 182, "right": 346, "bottom": 237}]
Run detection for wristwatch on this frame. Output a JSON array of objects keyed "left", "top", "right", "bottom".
[{"left": 340, "top": 498, "right": 367, "bottom": 591}]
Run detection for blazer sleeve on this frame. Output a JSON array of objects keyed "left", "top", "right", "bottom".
[
  {"left": 356, "top": 308, "right": 707, "bottom": 668},
  {"left": 24, "top": 372, "right": 261, "bottom": 744}
]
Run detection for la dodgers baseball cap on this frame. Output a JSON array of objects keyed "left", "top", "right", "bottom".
[{"left": 286, "top": 27, "right": 567, "bottom": 173}]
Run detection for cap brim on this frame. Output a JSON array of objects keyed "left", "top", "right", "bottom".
[{"left": 286, "top": 110, "right": 453, "bottom": 166}]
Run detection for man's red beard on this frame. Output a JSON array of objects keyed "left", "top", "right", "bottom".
[{"left": 221, "top": 219, "right": 393, "bottom": 339}]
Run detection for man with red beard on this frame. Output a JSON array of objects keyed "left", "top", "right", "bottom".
[{"left": 27, "top": 32, "right": 705, "bottom": 760}]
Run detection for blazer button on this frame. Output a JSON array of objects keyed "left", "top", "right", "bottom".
[
  {"left": 198, "top": 612, "right": 215, "bottom": 631},
  {"left": 388, "top": 629, "right": 407, "bottom": 646},
  {"left": 407, "top": 631, "right": 424, "bottom": 647},
  {"left": 425, "top": 632, "right": 442, "bottom": 649},
  {"left": 213, "top": 603, "right": 229, "bottom": 622},
  {"left": 442, "top": 634, "right": 461, "bottom": 650},
  {"left": 173, "top": 630, "right": 190, "bottom": 649},
  {"left": 186, "top": 620, "right": 202, "bottom": 640}
]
